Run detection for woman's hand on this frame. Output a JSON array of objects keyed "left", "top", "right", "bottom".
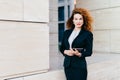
[
  {"left": 73, "top": 49, "right": 82, "bottom": 57},
  {"left": 64, "top": 49, "right": 82, "bottom": 57},
  {"left": 64, "top": 49, "right": 74, "bottom": 56}
]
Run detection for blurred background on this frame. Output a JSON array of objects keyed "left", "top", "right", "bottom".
[{"left": 0, "top": 0, "right": 120, "bottom": 80}]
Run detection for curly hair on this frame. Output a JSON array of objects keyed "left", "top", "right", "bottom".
[{"left": 66, "top": 8, "right": 93, "bottom": 32}]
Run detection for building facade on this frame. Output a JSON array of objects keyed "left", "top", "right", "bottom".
[
  {"left": 0, "top": 0, "right": 49, "bottom": 80},
  {"left": 0, "top": 0, "right": 120, "bottom": 80},
  {"left": 76, "top": 0, "right": 120, "bottom": 53}
]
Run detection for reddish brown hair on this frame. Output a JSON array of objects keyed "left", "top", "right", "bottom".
[{"left": 66, "top": 8, "right": 93, "bottom": 32}]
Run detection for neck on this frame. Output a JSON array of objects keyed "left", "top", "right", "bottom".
[{"left": 74, "top": 27, "right": 81, "bottom": 31}]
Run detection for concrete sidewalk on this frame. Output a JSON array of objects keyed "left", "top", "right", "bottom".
[
  {"left": 9, "top": 53, "right": 120, "bottom": 80},
  {"left": 56, "top": 52, "right": 120, "bottom": 70},
  {"left": 87, "top": 53, "right": 120, "bottom": 80},
  {"left": 23, "top": 53, "right": 120, "bottom": 80},
  {"left": 87, "top": 53, "right": 120, "bottom": 65},
  {"left": 59, "top": 53, "right": 120, "bottom": 80}
]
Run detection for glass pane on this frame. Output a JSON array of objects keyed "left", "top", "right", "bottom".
[
  {"left": 68, "top": 5, "right": 70, "bottom": 18},
  {"left": 67, "top": 0, "right": 70, "bottom": 1},
  {"left": 59, "top": 0, "right": 64, "bottom": 2},
  {"left": 58, "top": 23, "right": 65, "bottom": 43},
  {"left": 58, "top": 6, "right": 64, "bottom": 21}
]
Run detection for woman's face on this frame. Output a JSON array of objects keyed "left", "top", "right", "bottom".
[{"left": 73, "top": 13, "right": 84, "bottom": 28}]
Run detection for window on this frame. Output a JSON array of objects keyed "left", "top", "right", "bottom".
[
  {"left": 58, "top": 0, "right": 74, "bottom": 48},
  {"left": 59, "top": 0, "right": 64, "bottom": 2},
  {"left": 68, "top": 5, "right": 70, "bottom": 18},
  {"left": 58, "top": 6, "right": 65, "bottom": 46},
  {"left": 58, "top": 6, "right": 64, "bottom": 21},
  {"left": 58, "top": 23, "right": 65, "bottom": 43}
]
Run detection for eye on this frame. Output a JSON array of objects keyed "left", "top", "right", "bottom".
[
  {"left": 74, "top": 18, "right": 78, "bottom": 20},
  {"left": 79, "top": 18, "right": 83, "bottom": 20}
]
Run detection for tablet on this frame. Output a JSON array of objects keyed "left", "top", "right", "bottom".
[{"left": 73, "top": 48, "right": 83, "bottom": 52}]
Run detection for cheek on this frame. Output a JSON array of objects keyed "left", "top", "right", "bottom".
[
  {"left": 80, "top": 20, "right": 84, "bottom": 23},
  {"left": 73, "top": 20, "right": 77, "bottom": 24},
  {"left": 80, "top": 20, "right": 84, "bottom": 25}
]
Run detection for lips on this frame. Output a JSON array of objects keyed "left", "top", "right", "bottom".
[{"left": 77, "top": 23, "right": 81, "bottom": 25}]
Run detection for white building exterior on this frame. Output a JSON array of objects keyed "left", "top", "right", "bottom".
[
  {"left": 0, "top": 0, "right": 49, "bottom": 80},
  {"left": 0, "top": 0, "right": 120, "bottom": 80},
  {"left": 76, "top": 0, "right": 120, "bottom": 53}
]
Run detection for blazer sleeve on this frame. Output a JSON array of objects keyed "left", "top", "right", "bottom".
[
  {"left": 60, "top": 31, "right": 66, "bottom": 56},
  {"left": 81, "top": 32, "right": 93, "bottom": 57}
]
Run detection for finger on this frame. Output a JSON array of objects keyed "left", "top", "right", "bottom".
[
  {"left": 75, "top": 49, "right": 79, "bottom": 52},
  {"left": 70, "top": 48, "right": 74, "bottom": 51},
  {"left": 71, "top": 49, "right": 75, "bottom": 52},
  {"left": 75, "top": 49, "right": 78, "bottom": 51},
  {"left": 70, "top": 48, "right": 72, "bottom": 50}
]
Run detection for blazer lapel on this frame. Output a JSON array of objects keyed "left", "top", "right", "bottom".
[{"left": 71, "top": 29, "right": 84, "bottom": 48}]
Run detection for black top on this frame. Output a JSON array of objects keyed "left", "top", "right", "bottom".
[{"left": 60, "top": 28, "right": 93, "bottom": 67}]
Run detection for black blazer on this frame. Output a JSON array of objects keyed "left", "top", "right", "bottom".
[{"left": 60, "top": 29, "right": 93, "bottom": 68}]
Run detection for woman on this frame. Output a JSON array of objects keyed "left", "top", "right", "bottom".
[{"left": 60, "top": 8, "right": 93, "bottom": 80}]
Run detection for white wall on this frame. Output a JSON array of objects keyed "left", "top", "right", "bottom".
[
  {"left": 0, "top": 0, "right": 49, "bottom": 79},
  {"left": 0, "top": 0, "right": 49, "bottom": 22},
  {"left": 49, "top": 0, "right": 64, "bottom": 70},
  {"left": 76, "top": 0, "right": 120, "bottom": 53}
]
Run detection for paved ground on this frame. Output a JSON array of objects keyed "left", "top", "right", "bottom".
[
  {"left": 87, "top": 53, "right": 120, "bottom": 80},
  {"left": 49, "top": 53, "right": 120, "bottom": 80},
  {"left": 87, "top": 52, "right": 120, "bottom": 65},
  {"left": 50, "top": 52, "right": 120, "bottom": 72}
]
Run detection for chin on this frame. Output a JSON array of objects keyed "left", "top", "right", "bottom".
[{"left": 76, "top": 26, "right": 81, "bottom": 28}]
